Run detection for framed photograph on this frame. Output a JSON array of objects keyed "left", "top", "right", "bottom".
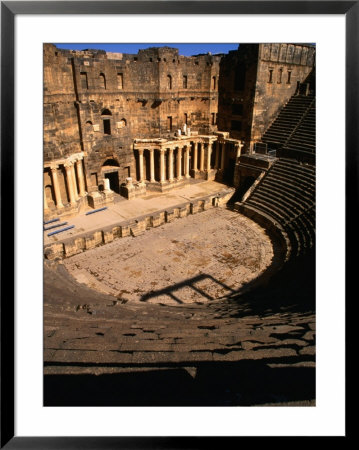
[{"left": 1, "top": 1, "right": 352, "bottom": 447}]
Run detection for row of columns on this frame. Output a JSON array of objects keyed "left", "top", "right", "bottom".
[
  {"left": 44, "top": 157, "right": 86, "bottom": 211},
  {"left": 136, "top": 142, "right": 217, "bottom": 184}
]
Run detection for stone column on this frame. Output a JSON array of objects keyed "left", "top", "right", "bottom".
[
  {"left": 160, "top": 149, "right": 165, "bottom": 182},
  {"left": 215, "top": 141, "right": 220, "bottom": 168},
  {"left": 177, "top": 146, "right": 182, "bottom": 180},
  {"left": 104, "top": 178, "right": 111, "bottom": 191},
  {"left": 76, "top": 158, "right": 86, "bottom": 196},
  {"left": 185, "top": 145, "right": 190, "bottom": 178},
  {"left": 50, "top": 165, "right": 63, "bottom": 209},
  {"left": 235, "top": 141, "right": 244, "bottom": 159},
  {"left": 168, "top": 148, "right": 174, "bottom": 182},
  {"left": 70, "top": 162, "right": 79, "bottom": 200},
  {"left": 193, "top": 142, "right": 198, "bottom": 172},
  {"left": 199, "top": 142, "right": 205, "bottom": 172},
  {"left": 138, "top": 149, "right": 144, "bottom": 182},
  {"left": 206, "top": 142, "right": 213, "bottom": 172},
  {"left": 44, "top": 188, "right": 49, "bottom": 212},
  {"left": 65, "top": 163, "right": 76, "bottom": 205},
  {"left": 221, "top": 142, "right": 226, "bottom": 169},
  {"left": 150, "top": 149, "right": 155, "bottom": 182}
]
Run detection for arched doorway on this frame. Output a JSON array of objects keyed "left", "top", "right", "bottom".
[{"left": 102, "top": 159, "right": 120, "bottom": 193}]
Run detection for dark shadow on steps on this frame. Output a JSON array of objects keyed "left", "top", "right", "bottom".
[
  {"left": 218, "top": 247, "right": 315, "bottom": 318},
  {"left": 44, "top": 360, "right": 315, "bottom": 407},
  {"left": 139, "top": 273, "right": 236, "bottom": 303}
]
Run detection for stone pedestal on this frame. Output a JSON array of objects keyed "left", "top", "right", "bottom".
[
  {"left": 87, "top": 191, "right": 105, "bottom": 209},
  {"left": 205, "top": 168, "right": 216, "bottom": 181},
  {"left": 121, "top": 177, "right": 147, "bottom": 200}
]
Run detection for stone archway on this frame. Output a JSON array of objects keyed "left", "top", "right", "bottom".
[{"left": 101, "top": 158, "right": 121, "bottom": 194}]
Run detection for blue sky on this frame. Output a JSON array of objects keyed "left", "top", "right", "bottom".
[{"left": 54, "top": 43, "right": 239, "bottom": 56}]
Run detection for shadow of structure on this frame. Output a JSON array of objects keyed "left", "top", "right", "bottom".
[
  {"left": 44, "top": 236, "right": 315, "bottom": 407},
  {"left": 44, "top": 360, "right": 314, "bottom": 407},
  {"left": 139, "top": 273, "right": 236, "bottom": 304}
]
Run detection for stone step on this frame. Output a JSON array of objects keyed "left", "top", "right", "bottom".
[
  {"left": 267, "top": 171, "right": 316, "bottom": 193},
  {"left": 245, "top": 199, "right": 288, "bottom": 225},
  {"left": 264, "top": 178, "right": 315, "bottom": 203},
  {"left": 276, "top": 159, "right": 316, "bottom": 173},
  {"left": 254, "top": 186, "right": 310, "bottom": 215},
  {"left": 271, "top": 165, "right": 316, "bottom": 183},
  {"left": 250, "top": 192, "right": 299, "bottom": 221},
  {"left": 259, "top": 182, "right": 314, "bottom": 209},
  {"left": 44, "top": 347, "right": 299, "bottom": 365}
]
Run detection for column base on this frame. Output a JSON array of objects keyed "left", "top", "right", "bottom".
[
  {"left": 191, "top": 170, "right": 207, "bottom": 180},
  {"left": 205, "top": 169, "right": 216, "bottom": 181}
]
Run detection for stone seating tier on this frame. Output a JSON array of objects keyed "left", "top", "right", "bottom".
[
  {"left": 240, "top": 158, "right": 315, "bottom": 258},
  {"left": 262, "top": 95, "right": 315, "bottom": 148}
]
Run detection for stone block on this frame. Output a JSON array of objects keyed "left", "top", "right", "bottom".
[
  {"left": 190, "top": 201, "right": 200, "bottom": 214},
  {"left": 145, "top": 216, "right": 152, "bottom": 228},
  {"left": 74, "top": 237, "right": 86, "bottom": 251},
  {"left": 85, "top": 231, "right": 104, "bottom": 249},
  {"left": 179, "top": 206, "right": 188, "bottom": 218},
  {"left": 112, "top": 226, "right": 121, "bottom": 238},
  {"left": 130, "top": 223, "right": 144, "bottom": 237},
  {"left": 64, "top": 240, "right": 82, "bottom": 257},
  {"left": 151, "top": 214, "right": 163, "bottom": 227},
  {"left": 120, "top": 224, "right": 131, "bottom": 237},
  {"left": 165, "top": 210, "right": 175, "bottom": 223},
  {"left": 136, "top": 218, "right": 147, "bottom": 232},
  {"left": 103, "top": 229, "right": 114, "bottom": 244},
  {"left": 44, "top": 243, "right": 64, "bottom": 260},
  {"left": 202, "top": 198, "right": 212, "bottom": 210},
  {"left": 87, "top": 191, "right": 105, "bottom": 209}
]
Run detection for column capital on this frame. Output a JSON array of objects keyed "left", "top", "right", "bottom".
[
  {"left": 50, "top": 164, "right": 60, "bottom": 171},
  {"left": 64, "top": 161, "right": 74, "bottom": 169}
]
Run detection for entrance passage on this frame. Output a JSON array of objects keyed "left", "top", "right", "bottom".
[
  {"left": 105, "top": 171, "right": 120, "bottom": 193},
  {"left": 224, "top": 158, "right": 236, "bottom": 185}
]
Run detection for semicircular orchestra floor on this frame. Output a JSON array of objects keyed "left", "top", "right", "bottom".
[{"left": 63, "top": 208, "right": 274, "bottom": 305}]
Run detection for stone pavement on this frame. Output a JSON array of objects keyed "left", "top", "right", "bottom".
[
  {"left": 44, "top": 250, "right": 315, "bottom": 406},
  {"left": 63, "top": 208, "right": 274, "bottom": 304},
  {"left": 44, "top": 180, "right": 232, "bottom": 246}
]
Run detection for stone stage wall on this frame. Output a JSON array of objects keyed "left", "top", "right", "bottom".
[{"left": 44, "top": 188, "right": 234, "bottom": 260}]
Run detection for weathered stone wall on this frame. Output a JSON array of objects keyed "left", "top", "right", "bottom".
[
  {"left": 44, "top": 44, "right": 220, "bottom": 191},
  {"left": 250, "top": 43, "right": 315, "bottom": 144},
  {"left": 44, "top": 42, "right": 314, "bottom": 200},
  {"left": 217, "top": 45, "right": 259, "bottom": 147},
  {"left": 217, "top": 44, "right": 315, "bottom": 152},
  {"left": 44, "top": 189, "right": 234, "bottom": 260},
  {"left": 44, "top": 44, "right": 82, "bottom": 161}
]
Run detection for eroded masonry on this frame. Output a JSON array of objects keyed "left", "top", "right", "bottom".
[
  {"left": 44, "top": 43, "right": 315, "bottom": 219},
  {"left": 44, "top": 43, "right": 316, "bottom": 405}
]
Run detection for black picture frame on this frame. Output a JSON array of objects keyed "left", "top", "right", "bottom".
[{"left": 1, "top": 1, "right": 353, "bottom": 447}]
